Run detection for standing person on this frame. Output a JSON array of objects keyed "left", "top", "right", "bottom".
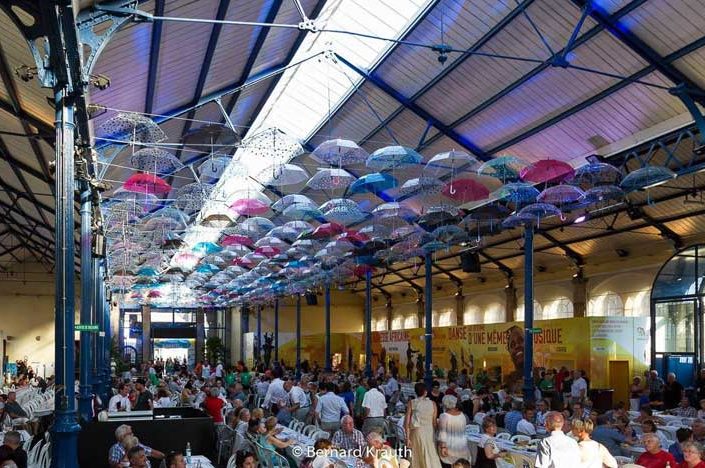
[
  {"left": 571, "top": 419, "right": 617, "bottom": 468},
  {"left": 570, "top": 370, "right": 587, "bottom": 404},
  {"left": 535, "top": 411, "right": 581, "bottom": 468},
  {"left": 696, "top": 369, "right": 705, "bottom": 402},
  {"left": 133, "top": 379, "right": 153, "bottom": 411},
  {"left": 315, "top": 382, "right": 349, "bottom": 433},
  {"left": 663, "top": 373, "right": 685, "bottom": 410},
  {"left": 404, "top": 382, "right": 441, "bottom": 468},
  {"left": 437, "top": 395, "right": 471, "bottom": 467},
  {"left": 109, "top": 383, "right": 131, "bottom": 412},
  {"left": 636, "top": 433, "right": 678, "bottom": 468},
  {"left": 361, "top": 378, "right": 387, "bottom": 436},
  {"left": 630, "top": 376, "right": 644, "bottom": 412},
  {"left": 648, "top": 370, "right": 665, "bottom": 406},
  {"left": 353, "top": 379, "right": 367, "bottom": 429}
]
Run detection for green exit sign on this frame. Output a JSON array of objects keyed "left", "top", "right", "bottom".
[
  {"left": 529, "top": 327, "right": 542, "bottom": 334},
  {"left": 75, "top": 324, "right": 99, "bottom": 332}
]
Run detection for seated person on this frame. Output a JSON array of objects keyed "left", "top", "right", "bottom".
[
  {"left": 516, "top": 407, "right": 537, "bottom": 436},
  {"left": 669, "top": 427, "right": 693, "bottom": 464},
  {"left": 670, "top": 397, "right": 698, "bottom": 418},
  {"left": 0, "top": 431, "right": 26, "bottom": 468},
  {"left": 363, "top": 432, "right": 410, "bottom": 468},
  {"left": 641, "top": 419, "right": 670, "bottom": 449},
  {"left": 165, "top": 451, "right": 186, "bottom": 468},
  {"left": 127, "top": 446, "right": 149, "bottom": 468},
  {"left": 332, "top": 415, "right": 365, "bottom": 451},
  {"left": 235, "top": 451, "right": 257, "bottom": 468},
  {"left": 636, "top": 433, "right": 677, "bottom": 468},
  {"left": 203, "top": 388, "right": 225, "bottom": 425},
  {"left": 109, "top": 383, "right": 131, "bottom": 412},
  {"left": 108, "top": 424, "right": 164, "bottom": 468}
]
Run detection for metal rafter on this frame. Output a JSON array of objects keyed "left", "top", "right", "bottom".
[
  {"left": 538, "top": 230, "right": 585, "bottom": 266},
  {"left": 431, "top": 262, "right": 462, "bottom": 286},
  {"left": 488, "top": 35, "right": 705, "bottom": 154},
  {"left": 0, "top": 138, "right": 50, "bottom": 226},
  {"left": 632, "top": 206, "right": 684, "bottom": 249},
  {"left": 173, "top": 0, "right": 231, "bottom": 163},
  {"left": 573, "top": 0, "right": 705, "bottom": 105},
  {"left": 144, "top": 0, "right": 165, "bottom": 115},
  {"left": 334, "top": 53, "right": 486, "bottom": 158}
]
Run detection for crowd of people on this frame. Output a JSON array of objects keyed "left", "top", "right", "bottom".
[{"left": 98, "top": 356, "right": 705, "bottom": 468}]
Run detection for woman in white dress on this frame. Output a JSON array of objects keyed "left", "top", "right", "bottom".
[
  {"left": 571, "top": 419, "right": 617, "bottom": 468},
  {"left": 437, "top": 395, "right": 471, "bottom": 466}
]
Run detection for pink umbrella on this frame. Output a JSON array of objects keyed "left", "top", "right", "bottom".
[
  {"left": 122, "top": 173, "right": 172, "bottom": 194},
  {"left": 232, "top": 257, "right": 255, "bottom": 268},
  {"left": 441, "top": 178, "right": 490, "bottom": 203},
  {"left": 310, "top": 222, "right": 344, "bottom": 239},
  {"left": 255, "top": 246, "right": 280, "bottom": 258},
  {"left": 130, "top": 292, "right": 143, "bottom": 299},
  {"left": 520, "top": 159, "right": 574, "bottom": 184},
  {"left": 229, "top": 198, "right": 269, "bottom": 216},
  {"left": 147, "top": 290, "right": 162, "bottom": 298},
  {"left": 338, "top": 229, "right": 369, "bottom": 246},
  {"left": 354, "top": 265, "right": 376, "bottom": 277},
  {"left": 221, "top": 234, "right": 254, "bottom": 248}
]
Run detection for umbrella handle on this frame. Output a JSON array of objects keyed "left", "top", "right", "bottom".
[{"left": 449, "top": 184, "right": 456, "bottom": 195}]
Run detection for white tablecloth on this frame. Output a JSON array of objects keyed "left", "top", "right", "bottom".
[
  {"left": 467, "top": 433, "right": 537, "bottom": 467},
  {"left": 187, "top": 455, "right": 214, "bottom": 468}
]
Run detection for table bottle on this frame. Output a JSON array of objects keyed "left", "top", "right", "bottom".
[{"left": 186, "top": 442, "right": 192, "bottom": 464}]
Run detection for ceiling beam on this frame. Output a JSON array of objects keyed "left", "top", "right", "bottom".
[
  {"left": 573, "top": 0, "right": 705, "bottom": 105},
  {"left": 0, "top": 139, "right": 51, "bottom": 226},
  {"left": 0, "top": 98, "right": 54, "bottom": 138},
  {"left": 633, "top": 207, "right": 684, "bottom": 249},
  {"left": 334, "top": 53, "right": 487, "bottom": 158},
  {"left": 144, "top": 0, "right": 165, "bottom": 115},
  {"left": 487, "top": 35, "right": 705, "bottom": 155},
  {"left": 432, "top": 262, "right": 462, "bottom": 287},
  {"left": 0, "top": 243, "right": 22, "bottom": 259},
  {"left": 538, "top": 230, "right": 585, "bottom": 266}
]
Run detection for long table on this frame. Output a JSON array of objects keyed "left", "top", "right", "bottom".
[{"left": 467, "top": 433, "right": 537, "bottom": 468}]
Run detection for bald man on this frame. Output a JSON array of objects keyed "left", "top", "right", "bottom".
[
  {"left": 535, "top": 411, "right": 580, "bottom": 468},
  {"left": 332, "top": 415, "right": 365, "bottom": 451}
]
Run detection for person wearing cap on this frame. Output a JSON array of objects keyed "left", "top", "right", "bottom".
[{"left": 133, "top": 379, "right": 153, "bottom": 411}]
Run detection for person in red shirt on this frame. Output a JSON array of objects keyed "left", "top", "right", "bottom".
[
  {"left": 637, "top": 433, "right": 678, "bottom": 468},
  {"left": 202, "top": 388, "right": 225, "bottom": 424},
  {"left": 680, "top": 440, "right": 705, "bottom": 468}
]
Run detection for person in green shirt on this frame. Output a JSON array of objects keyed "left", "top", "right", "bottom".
[
  {"left": 224, "top": 368, "right": 236, "bottom": 386},
  {"left": 240, "top": 366, "right": 252, "bottom": 389},
  {"left": 354, "top": 379, "right": 368, "bottom": 428}
]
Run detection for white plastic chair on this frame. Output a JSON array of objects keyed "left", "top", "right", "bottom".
[
  {"left": 465, "top": 424, "right": 480, "bottom": 434},
  {"left": 37, "top": 441, "right": 51, "bottom": 468},
  {"left": 510, "top": 434, "right": 531, "bottom": 444},
  {"left": 302, "top": 424, "right": 318, "bottom": 436},
  {"left": 614, "top": 456, "right": 634, "bottom": 466},
  {"left": 311, "top": 430, "right": 330, "bottom": 441},
  {"left": 620, "top": 465, "right": 645, "bottom": 468},
  {"left": 496, "top": 432, "right": 511, "bottom": 440}
]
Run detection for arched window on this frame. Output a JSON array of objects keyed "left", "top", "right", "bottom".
[
  {"left": 516, "top": 301, "right": 542, "bottom": 321},
  {"left": 588, "top": 293, "right": 624, "bottom": 317},
  {"left": 404, "top": 314, "right": 419, "bottom": 329},
  {"left": 433, "top": 298, "right": 456, "bottom": 327},
  {"left": 464, "top": 305, "right": 482, "bottom": 325},
  {"left": 484, "top": 305, "right": 505, "bottom": 324},
  {"left": 543, "top": 297, "right": 574, "bottom": 319}
]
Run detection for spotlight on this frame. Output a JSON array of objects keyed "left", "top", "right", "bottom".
[
  {"left": 537, "top": 265, "right": 546, "bottom": 273},
  {"left": 573, "top": 213, "right": 588, "bottom": 224},
  {"left": 626, "top": 206, "right": 642, "bottom": 221},
  {"left": 616, "top": 248, "right": 630, "bottom": 258}
]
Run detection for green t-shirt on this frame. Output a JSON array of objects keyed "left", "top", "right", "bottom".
[
  {"left": 354, "top": 385, "right": 367, "bottom": 415},
  {"left": 240, "top": 371, "right": 252, "bottom": 387},
  {"left": 225, "top": 372, "right": 236, "bottom": 386}
]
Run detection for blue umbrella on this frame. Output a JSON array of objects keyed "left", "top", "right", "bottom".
[
  {"left": 366, "top": 146, "right": 423, "bottom": 171},
  {"left": 349, "top": 172, "right": 398, "bottom": 195},
  {"left": 192, "top": 242, "right": 222, "bottom": 255}
]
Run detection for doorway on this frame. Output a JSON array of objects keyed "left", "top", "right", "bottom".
[{"left": 609, "top": 360, "right": 630, "bottom": 405}]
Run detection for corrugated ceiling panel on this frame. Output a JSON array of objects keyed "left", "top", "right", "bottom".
[
  {"left": 308, "top": 81, "right": 404, "bottom": 148},
  {"left": 0, "top": 10, "right": 53, "bottom": 124},
  {"left": 0, "top": 115, "right": 43, "bottom": 173},
  {"left": 90, "top": 1, "right": 155, "bottom": 127},
  {"left": 672, "top": 46, "right": 705, "bottom": 90},
  {"left": 0, "top": 158, "right": 26, "bottom": 193},
  {"left": 247, "top": 0, "right": 319, "bottom": 77},
  {"left": 620, "top": 0, "right": 705, "bottom": 56},
  {"left": 227, "top": 85, "right": 269, "bottom": 131},
  {"left": 499, "top": 72, "right": 683, "bottom": 162},
  {"left": 452, "top": 32, "right": 649, "bottom": 152},
  {"left": 201, "top": 1, "right": 265, "bottom": 96},
  {"left": 374, "top": 0, "right": 516, "bottom": 98},
  {"left": 152, "top": 0, "right": 221, "bottom": 113}
]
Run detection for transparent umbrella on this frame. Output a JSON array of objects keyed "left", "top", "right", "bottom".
[
  {"left": 311, "top": 139, "right": 369, "bottom": 166},
  {"left": 130, "top": 147, "right": 183, "bottom": 174},
  {"left": 366, "top": 146, "right": 423, "bottom": 171}
]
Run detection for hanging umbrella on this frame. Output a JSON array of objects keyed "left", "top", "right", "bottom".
[
  {"left": 570, "top": 162, "right": 623, "bottom": 188},
  {"left": 306, "top": 168, "right": 357, "bottom": 191},
  {"left": 584, "top": 185, "right": 624, "bottom": 204},
  {"left": 417, "top": 206, "right": 462, "bottom": 230},
  {"left": 463, "top": 203, "right": 510, "bottom": 221},
  {"left": 493, "top": 182, "right": 539, "bottom": 207},
  {"left": 518, "top": 203, "right": 563, "bottom": 226},
  {"left": 130, "top": 148, "right": 183, "bottom": 174},
  {"left": 147, "top": 290, "right": 162, "bottom": 299},
  {"left": 537, "top": 185, "right": 585, "bottom": 206},
  {"left": 372, "top": 202, "right": 418, "bottom": 220},
  {"left": 349, "top": 172, "right": 398, "bottom": 195},
  {"left": 198, "top": 156, "right": 232, "bottom": 180},
  {"left": 321, "top": 199, "right": 367, "bottom": 225},
  {"left": 399, "top": 177, "right": 443, "bottom": 196},
  {"left": 229, "top": 191, "right": 272, "bottom": 217},
  {"left": 272, "top": 194, "right": 316, "bottom": 212},
  {"left": 255, "top": 246, "right": 280, "bottom": 258},
  {"left": 432, "top": 225, "right": 467, "bottom": 244},
  {"left": 441, "top": 178, "right": 490, "bottom": 203},
  {"left": 109, "top": 188, "right": 160, "bottom": 211},
  {"left": 283, "top": 221, "right": 313, "bottom": 236},
  {"left": 200, "top": 203, "right": 234, "bottom": 228},
  {"left": 520, "top": 159, "right": 574, "bottom": 184},
  {"left": 236, "top": 217, "right": 275, "bottom": 237},
  {"left": 258, "top": 163, "right": 309, "bottom": 187},
  {"left": 311, "top": 139, "right": 369, "bottom": 166},
  {"left": 478, "top": 155, "right": 526, "bottom": 182},
  {"left": 366, "top": 146, "right": 423, "bottom": 171},
  {"left": 122, "top": 173, "right": 172, "bottom": 195},
  {"left": 282, "top": 203, "right": 323, "bottom": 220},
  {"left": 620, "top": 165, "right": 676, "bottom": 192},
  {"left": 99, "top": 112, "right": 167, "bottom": 143},
  {"left": 182, "top": 123, "right": 240, "bottom": 148},
  {"left": 255, "top": 236, "right": 288, "bottom": 250},
  {"left": 425, "top": 150, "right": 477, "bottom": 174},
  {"left": 176, "top": 182, "right": 214, "bottom": 212},
  {"left": 136, "top": 266, "right": 159, "bottom": 277},
  {"left": 306, "top": 222, "right": 345, "bottom": 240},
  {"left": 391, "top": 225, "right": 424, "bottom": 242},
  {"left": 221, "top": 234, "right": 254, "bottom": 248},
  {"left": 338, "top": 230, "right": 369, "bottom": 246},
  {"left": 266, "top": 226, "right": 299, "bottom": 242}
]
